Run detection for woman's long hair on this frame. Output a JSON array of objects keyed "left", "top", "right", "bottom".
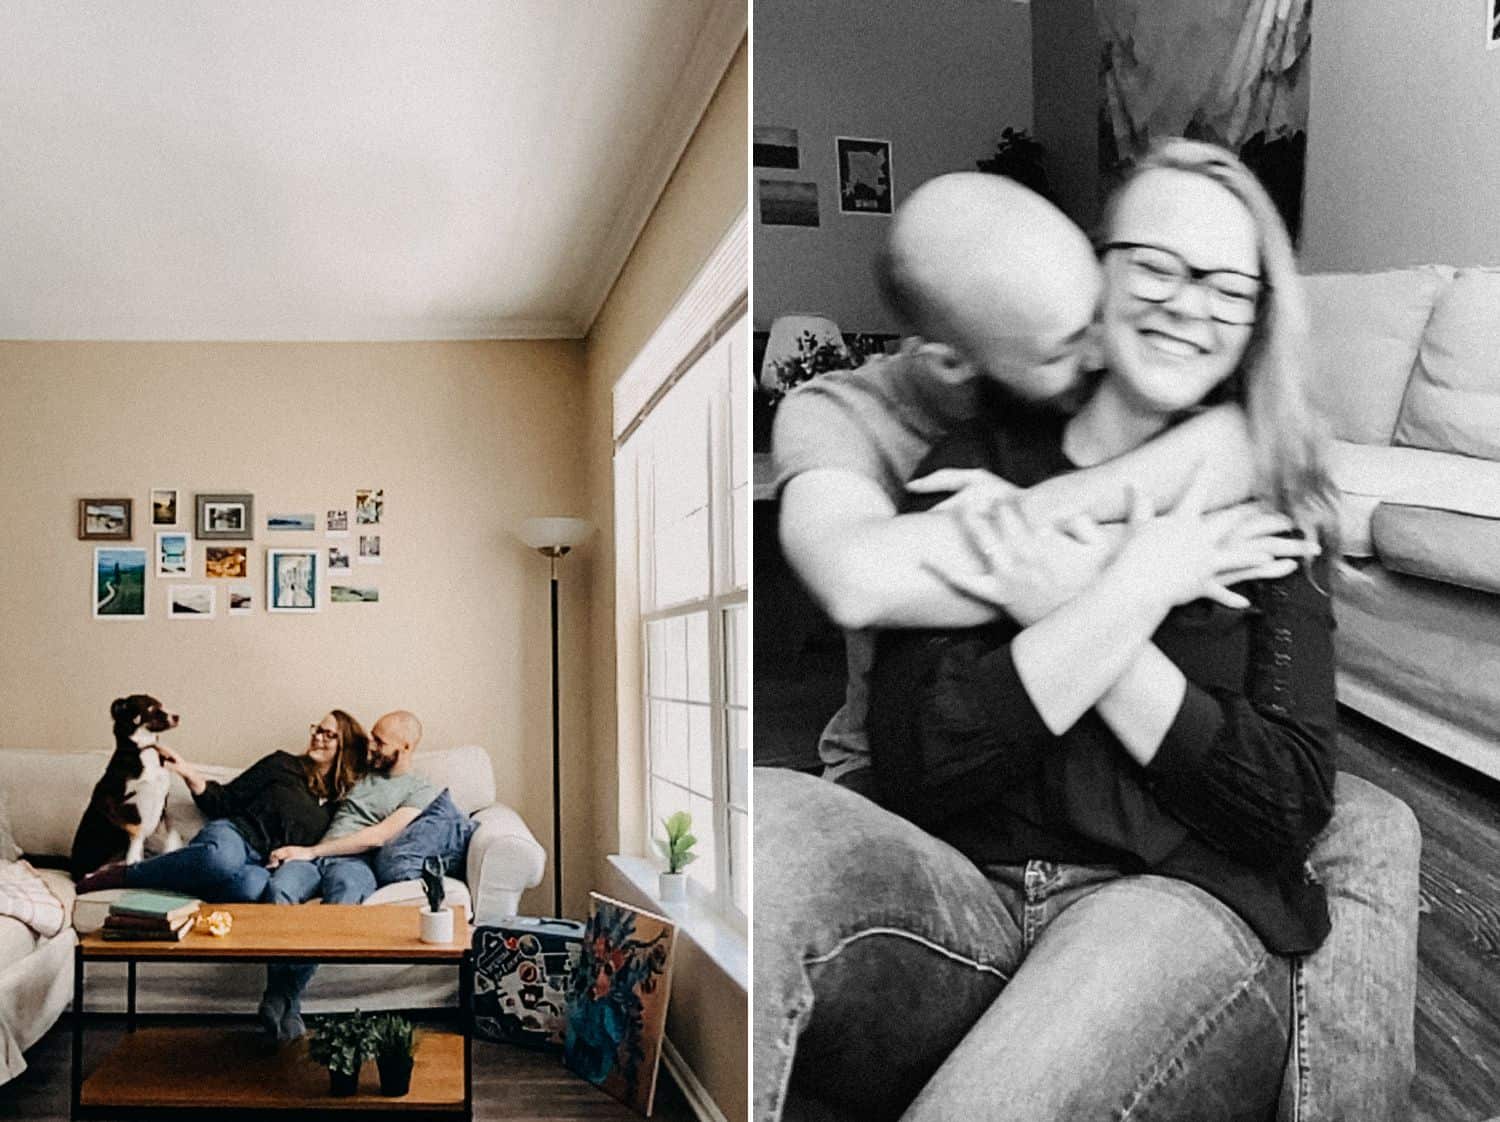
[
  {"left": 302, "top": 709, "right": 367, "bottom": 802},
  {"left": 1103, "top": 138, "right": 1337, "bottom": 545}
]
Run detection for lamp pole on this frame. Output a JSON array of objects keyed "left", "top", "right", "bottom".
[{"left": 548, "top": 552, "right": 562, "bottom": 916}]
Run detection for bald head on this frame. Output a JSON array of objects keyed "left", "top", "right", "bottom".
[
  {"left": 369, "top": 710, "right": 423, "bottom": 774},
  {"left": 880, "top": 173, "right": 1101, "bottom": 401}
]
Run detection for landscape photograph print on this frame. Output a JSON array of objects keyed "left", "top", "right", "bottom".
[{"left": 92, "top": 547, "right": 146, "bottom": 619}]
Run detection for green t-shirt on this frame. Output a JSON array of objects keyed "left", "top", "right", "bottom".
[{"left": 324, "top": 771, "right": 437, "bottom": 841}]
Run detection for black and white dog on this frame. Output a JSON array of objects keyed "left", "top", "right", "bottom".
[{"left": 69, "top": 694, "right": 185, "bottom": 881}]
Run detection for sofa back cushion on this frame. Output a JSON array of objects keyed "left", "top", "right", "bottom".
[
  {"left": 1393, "top": 268, "right": 1500, "bottom": 460},
  {"left": 1303, "top": 266, "right": 1450, "bottom": 443}
]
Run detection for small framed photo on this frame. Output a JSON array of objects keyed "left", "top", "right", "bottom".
[
  {"left": 93, "top": 547, "right": 147, "bottom": 619},
  {"left": 331, "top": 583, "right": 379, "bottom": 603},
  {"left": 836, "top": 137, "right": 894, "bottom": 215},
  {"left": 328, "top": 545, "right": 351, "bottom": 572},
  {"left": 267, "top": 512, "right": 315, "bottom": 532},
  {"left": 167, "top": 584, "right": 215, "bottom": 620},
  {"left": 79, "top": 499, "right": 132, "bottom": 541},
  {"left": 205, "top": 545, "right": 248, "bottom": 579},
  {"left": 227, "top": 582, "right": 253, "bottom": 616},
  {"left": 267, "top": 548, "right": 319, "bottom": 613},
  {"left": 326, "top": 509, "right": 349, "bottom": 537},
  {"left": 196, "top": 493, "right": 254, "bottom": 541},
  {"left": 356, "top": 488, "right": 384, "bottom": 525},
  {"left": 156, "top": 532, "right": 191, "bottom": 578},
  {"left": 151, "top": 488, "right": 180, "bottom": 526},
  {"left": 358, "top": 534, "right": 382, "bottom": 564}
]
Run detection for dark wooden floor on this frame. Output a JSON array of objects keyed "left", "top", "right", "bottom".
[
  {"left": 1335, "top": 709, "right": 1500, "bottom": 1122},
  {"left": 0, "top": 1015, "right": 698, "bottom": 1121}
]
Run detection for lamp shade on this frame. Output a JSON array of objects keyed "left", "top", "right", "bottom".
[
  {"left": 518, "top": 516, "right": 594, "bottom": 552},
  {"left": 758, "top": 313, "right": 846, "bottom": 392}
]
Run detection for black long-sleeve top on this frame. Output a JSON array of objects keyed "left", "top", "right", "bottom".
[
  {"left": 192, "top": 751, "right": 336, "bottom": 856},
  {"left": 868, "top": 401, "right": 1337, "bottom": 954}
]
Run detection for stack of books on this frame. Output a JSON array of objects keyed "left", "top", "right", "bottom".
[{"left": 100, "top": 890, "right": 202, "bottom": 941}]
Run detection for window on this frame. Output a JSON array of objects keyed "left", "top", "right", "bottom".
[{"left": 617, "top": 315, "right": 749, "bottom": 922}]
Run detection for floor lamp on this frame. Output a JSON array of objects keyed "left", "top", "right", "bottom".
[{"left": 518, "top": 516, "right": 593, "bottom": 917}]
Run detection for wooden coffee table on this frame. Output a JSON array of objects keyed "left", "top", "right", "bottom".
[{"left": 71, "top": 903, "right": 473, "bottom": 1121}]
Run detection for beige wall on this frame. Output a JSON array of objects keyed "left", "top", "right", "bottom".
[
  {"left": 581, "top": 36, "right": 747, "bottom": 1122},
  {"left": 1302, "top": 2, "right": 1500, "bottom": 270},
  {"left": 753, "top": 0, "right": 1032, "bottom": 333},
  {"left": 0, "top": 340, "right": 586, "bottom": 918}
]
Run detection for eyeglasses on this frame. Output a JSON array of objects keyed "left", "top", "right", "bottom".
[
  {"left": 1102, "top": 242, "right": 1265, "bottom": 326},
  {"left": 310, "top": 725, "right": 339, "bottom": 740}
]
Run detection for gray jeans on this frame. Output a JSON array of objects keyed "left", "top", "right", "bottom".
[{"left": 753, "top": 769, "right": 1420, "bottom": 1122}]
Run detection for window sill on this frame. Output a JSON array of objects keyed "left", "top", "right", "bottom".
[{"left": 606, "top": 855, "right": 747, "bottom": 992}]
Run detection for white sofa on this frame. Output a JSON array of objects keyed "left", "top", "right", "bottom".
[
  {"left": 0, "top": 743, "right": 545, "bottom": 1081},
  {"left": 1305, "top": 265, "right": 1500, "bottom": 780}
]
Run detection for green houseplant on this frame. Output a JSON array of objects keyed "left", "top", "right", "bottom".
[
  {"left": 656, "top": 810, "right": 697, "bottom": 901},
  {"left": 368, "top": 1012, "right": 417, "bottom": 1097},
  {"left": 308, "top": 1010, "right": 374, "bottom": 1096}
]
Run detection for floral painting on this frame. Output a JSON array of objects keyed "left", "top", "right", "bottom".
[{"left": 564, "top": 894, "right": 676, "bottom": 1116}]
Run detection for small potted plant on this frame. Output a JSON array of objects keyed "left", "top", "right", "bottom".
[
  {"left": 419, "top": 855, "right": 453, "bottom": 943},
  {"left": 655, "top": 810, "right": 697, "bottom": 901},
  {"left": 308, "top": 1010, "right": 373, "bottom": 1096},
  {"left": 368, "top": 1012, "right": 417, "bottom": 1097}
]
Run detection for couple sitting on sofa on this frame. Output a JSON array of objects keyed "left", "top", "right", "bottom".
[{"left": 76, "top": 707, "right": 474, "bottom": 1043}]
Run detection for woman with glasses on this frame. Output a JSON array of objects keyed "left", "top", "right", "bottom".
[
  {"left": 859, "top": 138, "right": 1337, "bottom": 1117},
  {"left": 78, "top": 711, "right": 368, "bottom": 902}
]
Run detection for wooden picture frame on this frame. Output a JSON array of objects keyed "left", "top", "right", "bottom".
[
  {"left": 78, "top": 499, "right": 133, "bottom": 541},
  {"left": 195, "top": 492, "right": 254, "bottom": 541}
]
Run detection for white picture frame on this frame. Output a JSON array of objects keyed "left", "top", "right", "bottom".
[
  {"left": 155, "top": 531, "right": 191, "bottom": 578},
  {"left": 266, "top": 548, "right": 319, "bottom": 613},
  {"left": 150, "top": 488, "right": 180, "bottom": 526},
  {"left": 92, "top": 547, "right": 147, "bottom": 620},
  {"left": 166, "top": 584, "right": 215, "bottom": 620}
]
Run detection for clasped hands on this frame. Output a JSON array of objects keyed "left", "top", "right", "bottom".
[{"left": 910, "top": 464, "right": 1319, "bottom": 625}]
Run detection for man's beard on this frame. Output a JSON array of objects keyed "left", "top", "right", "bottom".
[{"left": 370, "top": 751, "right": 397, "bottom": 772}]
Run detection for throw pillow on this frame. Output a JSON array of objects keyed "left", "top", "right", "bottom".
[
  {"left": 1303, "top": 266, "right": 1448, "bottom": 444},
  {"left": 1393, "top": 268, "right": 1500, "bottom": 459},
  {"left": 0, "top": 785, "right": 20, "bottom": 862},
  {"left": 373, "top": 788, "right": 477, "bottom": 886}
]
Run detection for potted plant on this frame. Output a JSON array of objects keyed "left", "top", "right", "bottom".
[
  {"left": 419, "top": 855, "right": 453, "bottom": 943},
  {"left": 655, "top": 810, "right": 697, "bottom": 901},
  {"left": 368, "top": 1012, "right": 417, "bottom": 1097},
  {"left": 308, "top": 1010, "right": 373, "bottom": 1096}
]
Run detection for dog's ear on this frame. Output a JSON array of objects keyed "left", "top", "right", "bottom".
[{"left": 110, "top": 697, "right": 132, "bottom": 720}]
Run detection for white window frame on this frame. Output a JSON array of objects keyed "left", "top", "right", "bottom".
[{"left": 613, "top": 212, "right": 748, "bottom": 926}]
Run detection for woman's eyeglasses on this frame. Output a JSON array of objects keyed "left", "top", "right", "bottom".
[
  {"left": 1102, "top": 242, "right": 1264, "bottom": 326},
  {"left": 310, "top": 725, "right": 339, "bottom": 740}
]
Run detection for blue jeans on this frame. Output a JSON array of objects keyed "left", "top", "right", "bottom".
[
  {"left": 753, "top": 768, "right": 1420, "bottom": 1122},
  {"left": 262, "top": 856, "right": 378, "bottom": 1007},
  {"left": 124, "top": 819, "right": 268, "bottom": 902}
]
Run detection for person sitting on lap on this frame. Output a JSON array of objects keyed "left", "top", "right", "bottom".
[{"left": 258, "top": 708, "right": 437, "bottom": 1043}]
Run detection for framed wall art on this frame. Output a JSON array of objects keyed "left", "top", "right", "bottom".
[
  {"left": 150, "top": 488, "right": 179, "bottom": 526},
  {"left": 93, "top": 547, "right": 147, "bottom": 619},
  {"left": 78, "top": 499, "right": 132, "bottom": 541},
  {"left": 155, "top": 531, "right": 191, "bottom": 578},
  {"left": 266, "top": 548, "right": 318, "bottom": 613},
  {"left": 205, "top": 545, "right": 248, "bottom": 579},
  {"left": 196, "top": 493, "right": 254, "bottom": 540},
  {"left": 836, "top": 136, "right": 894, "bottom": 215},
  {"left": 166, "top": 584, "right": 215, "bottom": 620}
]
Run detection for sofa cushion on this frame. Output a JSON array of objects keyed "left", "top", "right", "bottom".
[
  {"left": 411, "top": 745, "right": 496, "bottom": 814},
  {"left": 1372, "top": 503, "right": 1500, "bottom": 595},
  {"left": 1304, "top": 266, "right": 1449, "bottom": 443},
  {"left": 372, "top": 789, "right": 477, "bottom": 886},
  {"left": 0, "top": 786, "right": 19, "bottom": 862},
  {"left": 1394, "top": 268, "right": 1500, "bottom": 459},
  {"left": 1327, "top": 441, "right": 1500, "bottom": 557},
  {"left": 366, "top": 876, "right": 471, "bottom": 911}
]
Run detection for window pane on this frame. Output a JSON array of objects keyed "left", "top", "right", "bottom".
[
  {"left": 685, "top": 611, "right": 710, "bottom": 702},
  {"left": 724, "top": 605, "right": 747, "bottom": 707},
  {"left": 688, "top": 705, "right": 713, "bottom": 798},
  {"left": 662, "top": 615, "right": 687, "bottom": 700},
  {"left": 689, "top": 794, "right": 716, "bottom": 893},
  {"left": 728, "top": 706, "right": 748, "bottom": 810},
  {"left": 656, "top": 508, "right": 710, "bottom": 607},
  {"left": 651, "top": 779, "right": 690, "bottom": 854},
  {"left": 654, "top": 702, "right": 689, "bottom": 787},
  {"left": 731, "top": 807, "right": 749, "bottom": 916},
  {"left": 646, "top": 619, "right": 666, "bottom": 697}
]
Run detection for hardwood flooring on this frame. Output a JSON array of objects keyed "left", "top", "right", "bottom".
[{"left": 0, "top": 1014, "right": 698, "bottom": 1121}]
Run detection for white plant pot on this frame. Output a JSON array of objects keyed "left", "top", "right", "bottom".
[
  {"left": 419, "top": 906, "right": 454, "bottom": 944},
  {"left": 658, "top": 871, "right": 688, "bottom": 902}
]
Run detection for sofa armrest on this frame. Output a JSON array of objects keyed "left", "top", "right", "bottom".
[{"left": 466, "top": 803, "right": 546, "bottom": 926}]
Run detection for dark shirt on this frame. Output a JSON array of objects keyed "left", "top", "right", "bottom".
[
  {"left": 868, "top": 397, "right": 1336, "bottom": 954},
  {"left": 192, "top": 750, "right": 336, "bottom": 856}
]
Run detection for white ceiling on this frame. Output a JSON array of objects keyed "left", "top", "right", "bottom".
[{"left": 0, "top": 2, "right": 745, "bottom": 341}]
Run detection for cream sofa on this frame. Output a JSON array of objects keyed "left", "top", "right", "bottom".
[
  {"left": 1305, "top": 265, "right": 1500, "bottom": 781},
  {"left": 0, "top": 742, "right": 545, "bottom": 1080}
]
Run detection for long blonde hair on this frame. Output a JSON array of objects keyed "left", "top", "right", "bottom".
[{"left": 1104, "top": 138, "right": 1337, "bottom": 544}]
